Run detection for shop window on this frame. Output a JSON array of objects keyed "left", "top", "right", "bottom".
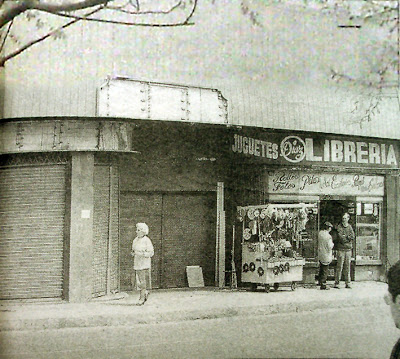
[
  {"left": 356, "top": 201, "right": 381, "bottom": 261},
  {"left": 296, "top": 206, "right": 318, "bottom": 260}
]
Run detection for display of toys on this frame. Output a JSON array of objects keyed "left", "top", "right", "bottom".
[
  {"left": 238, "top": 204, "right": 316, "bottom": 263},
  {"left": 239, "top": 204, "right": 310, "bottom": 290},
  {"left": 238, "top": 204, "right": 312, "bottom": 244}
]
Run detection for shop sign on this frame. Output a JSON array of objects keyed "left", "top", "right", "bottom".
[
  {"left": 231, "top": 133, "right": 399, "bottom": 168},
  {"left": 269, "top": 171, "right": 384, "bottom": 196}
]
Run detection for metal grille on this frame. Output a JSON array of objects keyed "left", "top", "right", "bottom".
[
  {"left": 110, "top": 167, "right": 119, "bottom": 292},
  {"left": 119, "top": 192, "right": 215, "bottom": 289},
  {"left": 162, "top": 193, "right": 216, "bottom": 288},
  {"left": 0, "top": 153, "right": 69, "bottom": 167},
  {"left": 119, "top": 193, "right": 162, "bottom": 290},
  {"left": 0, "top": 165, "right": 66, "bottom": 299},
  {"left": 92, "top": 165, "right": 119, "bottom": 297}
]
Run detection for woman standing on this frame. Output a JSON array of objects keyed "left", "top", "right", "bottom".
[{"left": 131, "top": 222, "right": 154, "bottom": 305}]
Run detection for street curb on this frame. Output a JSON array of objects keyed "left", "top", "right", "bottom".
[{"left": 0, "top": 296, "right": 384, "bottom": 332}]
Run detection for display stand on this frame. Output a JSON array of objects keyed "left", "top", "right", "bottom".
[{"left": 237, "top": 203, "right": 315, "bottom": 292}]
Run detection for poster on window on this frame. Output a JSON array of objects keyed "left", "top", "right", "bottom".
[{"left": 269, "top": 171, "right": 384, "bottom": 196}]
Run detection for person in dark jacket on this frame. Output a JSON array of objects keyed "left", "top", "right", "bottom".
[
  {"left": 385, "top": 260, "right": 400, "bottom": 359},
  {"left": 333, "top": 212, "right": 354, "bottom": 289}
]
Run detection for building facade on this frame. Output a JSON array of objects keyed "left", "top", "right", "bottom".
[
  {"left": 0, "top": 114, "right": 399, "bottom": 301},
  {"left": 1, "top": 1, "right": 400, "bottom": 301}
]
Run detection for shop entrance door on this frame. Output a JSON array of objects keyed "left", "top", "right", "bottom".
[
  {"left": 120, "top": 192, "right": 216, "bottom": 290},
  {"left": 319, "top": 198, "right": 356, "bottom": 281},
  {"left": 319, "top": 198, "right": 356, "bottom": 232}
]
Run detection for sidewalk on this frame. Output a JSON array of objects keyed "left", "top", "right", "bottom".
[{"left": 0, "top": 281, "right": 388, "bottom": 331}]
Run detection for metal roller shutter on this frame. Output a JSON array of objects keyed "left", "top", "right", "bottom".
[
  {"left": 162, "top": 193, "right": 216, "bottom": 288},
  {"left": 119, "top": 192, "right": 216, "bottom": 289},
  {"left": 120, "top": 193, "right": 162, "bottom": 290},
  {"left": 0, "top": 165, "right": 66, "bottom": 299},
  {"left": 93, "top": 165, "right": 119, "bottom": 297}
]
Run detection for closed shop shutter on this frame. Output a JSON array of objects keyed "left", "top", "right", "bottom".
[
  {"left": 120, "top": 193, "right": 162, "bottom": 290},
  {"left": 0, "top": 165, "right": 66, "bottom": 299},
  {"left": 120, "top": 192, "right": 216, "bottom": 289},
  {"left": 162, "top": 193, "right": 216, "bottom": 288},
  {"left": 93, "top": 165, "right": 119, "bottom": 297}
]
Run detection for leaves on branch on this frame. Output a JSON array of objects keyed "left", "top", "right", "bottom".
[
  {"left": 240, "top": 1, "right": 262, "bottom": 27},
  {"left": 51, "top": 28, "right": 66, "bottom": 40},
  {"left": 0, "top": 0, "right": 198, "bottom": 65}
]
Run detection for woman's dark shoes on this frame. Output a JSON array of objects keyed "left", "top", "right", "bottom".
[{"left": 136, "top": 291, "right": 149, "bottom": 306}]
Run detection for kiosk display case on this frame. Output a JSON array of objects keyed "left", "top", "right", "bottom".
[{"left": 237, "top": 203, "right": 317, "bottom": 291}]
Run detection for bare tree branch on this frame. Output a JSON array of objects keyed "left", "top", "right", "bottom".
[
  {"left": 106, "top": 0, "right": 182, "bottom": 15},
  {"left": 0, "top": 2, "right": 29, "bottom": 29},
  {"left": 0, "top": 0, "right": 198, "bottom": 66},
  {"left": 0, "top": 0, "right": 110, "bottom": 28},
  {"left": 29, "top": 0, "right": 110, "bottom": 12},
  {"left": 50, "top": 0, "right": 196, "bottom": 27},
  {"left": 0, "top": 5, "right": 105, "bottom": 67},
  {"left": 0, "top": 19, "right": 12, "bottom": 53},
  {"left": 48, "top": 13, "right": 195, "bottom": 27}
]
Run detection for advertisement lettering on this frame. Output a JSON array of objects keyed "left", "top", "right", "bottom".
[
  {"left": 269, "top": 171, "right": 384, "bottom": 196},
  {"left": 232, "top": 133, "right": 398, "bottom": 167}
]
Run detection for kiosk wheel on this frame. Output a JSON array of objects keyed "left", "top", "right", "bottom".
[
  {"left": 264, "top": 284, "right": 270, "bottom": 293},
  {"left": 273, "top": 283, "right": 279, "bottom": 291},
  {"left": 291, "top": 282, "right": 297, "bottom": 291}
]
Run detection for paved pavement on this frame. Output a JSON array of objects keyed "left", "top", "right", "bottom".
[{"left": 0, "top": 281, "right": 388, "bottom": 332}]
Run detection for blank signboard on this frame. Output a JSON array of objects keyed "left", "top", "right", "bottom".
[{"left": 186, "top": 266, "right": 205, "bottom": 288}]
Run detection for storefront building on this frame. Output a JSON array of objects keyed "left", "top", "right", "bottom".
[
  {"left": 227, "top": 127, "right": 400, "bottom": 284},
  {"left": 0, "top": 116, "right": 399, "bottom": 301},
  {"left": 0, "top": 117, "right": 225, "bottom": 301}
]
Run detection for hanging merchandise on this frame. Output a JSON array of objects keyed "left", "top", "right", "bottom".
[
  {"left": 237, "top": 203, "right": 316, "bottom": 292},
  {"left": 243, "top": 228, "right": 252, "bottom": 240}
]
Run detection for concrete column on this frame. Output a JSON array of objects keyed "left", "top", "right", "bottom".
[
  {"left": 216, "top": 182, "right": 225, "bottom": 288},
  {"left": 67, "top": 152, "right": 94, "bottom": 302},
  {"left": 386, "top": 174, "right": 400, "bottom": 270}
]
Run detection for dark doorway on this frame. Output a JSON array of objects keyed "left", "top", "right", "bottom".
[
  {"left": 320, "top": 199, "right": 356, "bottom": 230},
  {"left": 319, "top": 198, "right": 356, "bottom": 281}
]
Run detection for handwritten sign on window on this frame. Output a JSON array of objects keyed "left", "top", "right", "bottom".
[{"left": 269, "top": 171, "right": 384, "bottom": 196}]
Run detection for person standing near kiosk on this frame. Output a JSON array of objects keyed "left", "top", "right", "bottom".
[
  {"left": 334, "top": 212, "right": 355, "bottom": 289},
  {"left": 318, "top": 221, "right": 334, "bottom": 290}
]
